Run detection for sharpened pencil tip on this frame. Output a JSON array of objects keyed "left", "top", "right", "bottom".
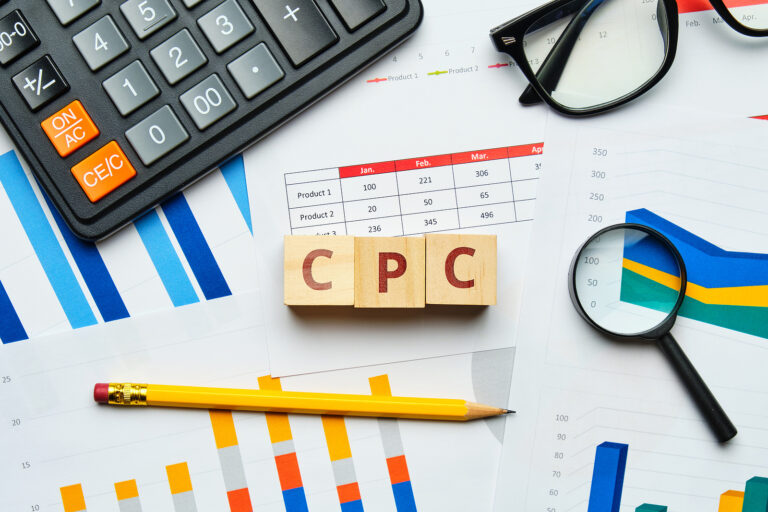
[{"left": 504, "top": 409, "right": 516, "bottom": 414}]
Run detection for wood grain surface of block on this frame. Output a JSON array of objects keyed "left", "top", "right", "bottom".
[
  {"left": 284, "top": 235, "right": 355, "bottom": 305},
  {"left": 425, "top": 234, "right": 496, "bottom": 305},
  {"left": 354, "top": 237, "right": 425, "bottom": 308}
]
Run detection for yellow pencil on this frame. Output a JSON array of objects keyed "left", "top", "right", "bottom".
[{"left": 94, "top": 382, "right": 514, "bottom": 421}]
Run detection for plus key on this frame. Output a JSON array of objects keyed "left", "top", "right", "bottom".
[{"left": 12, "top": 56, "right": 69, "bottom": 111}]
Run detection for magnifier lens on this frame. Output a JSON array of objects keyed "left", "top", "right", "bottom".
[{"left": 574, "top": 227, "right": 684, "bottom": 336}]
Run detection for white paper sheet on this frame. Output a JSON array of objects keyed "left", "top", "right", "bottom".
[
  {"left": 494, "top": 113, "right": 768, "bottom": 511},
  {"left": 0, "top": 293, "right": 513, "bottom": 512}
]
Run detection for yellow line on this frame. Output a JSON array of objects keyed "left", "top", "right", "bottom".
[
  {"left": 623, "top": 259, "right": 768, "bottom": 307},
  {"left": 259, "top": 375, "right": 293, "bottom": 443},
  {"left": 322, "top": 415, "right": 352, "bottom": 461},
  {"left": 209, "top": 410, "right": 239, "bottom": 449}
]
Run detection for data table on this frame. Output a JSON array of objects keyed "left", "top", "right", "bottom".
[{"left": 284, "top": 143, "right": 544, "bottom": 236}]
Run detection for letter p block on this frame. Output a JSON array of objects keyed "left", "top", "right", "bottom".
[
  {"left": 284, "top": 236, "right": 355, "bottom": 305},
  {"left": 426, "top": 234, "right": 496, "bottom": 305},
  {"left": 355, "top": 237, "right": 425, "bottom": 308}
]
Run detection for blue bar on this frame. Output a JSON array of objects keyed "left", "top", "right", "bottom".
[
  {"left": 220, "top": 155, "right": 252, "bottom": 234},
  {"left": 340, "top": 500, "right": 364, "bottom": 512},
  {"left": 392, "top": 481, "right": 418, "bottom": 512},
  {"left": 41, "top": 192, "right": 129, "bottom": 323},
  {"left": 282, "top": 487, "right": 309, "bottom": 512},
  {"left": 162, "top": 194, "right": 231, "bottom": 301},
  {"left": 744, "top": 476, "right": 768, "bottom": 512},
  {"left": 133, "top": 210, "right": 199, "bottom": 307},
  {"left": 587, "top": 442, "right": 628, "bottom": 512},
  {"left": 0, "top": 151, "right": 96, "bottom": 329},
  {"left": 0, "top": 280, "right": 27, "bottom": 343}
]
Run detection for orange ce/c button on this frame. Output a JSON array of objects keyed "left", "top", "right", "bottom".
[
  {"left": 71, "top": 141, "right": 136, "bottom": 203},
  {"left": 41, "top": 100, "right": 100, "bottom": 157}
]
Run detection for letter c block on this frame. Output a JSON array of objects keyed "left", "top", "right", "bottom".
[
  {"left": 355, "top": 237, "right": 425, "bottom": 308},
  {"left": 426, "top": 234, "right": 496, "bottom": 305},
  {"left": 284, "top": 236, "right": 355, "bottom": 305}
]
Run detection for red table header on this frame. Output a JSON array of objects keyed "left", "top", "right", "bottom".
[
  {"left": 452, "top": 147, "right": 509, "bottom": 165},
  {"left": 508, "top": 142, "right": 544, "bottom": 158},
  {"left": 395, "top": 153, "right": 453, "bottom": 172},
  {"left": 339, "top": 160, "right": 396, "bottom": 179}
]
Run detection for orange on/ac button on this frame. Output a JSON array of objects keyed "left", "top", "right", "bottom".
[
  {"left": 71, "top": 141, "right": 136, "bottom": 203},
  {"left": 41, "top": 100, "right": 100, "bottom": 157}
]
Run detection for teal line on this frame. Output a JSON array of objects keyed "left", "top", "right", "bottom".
[
  {"left": 133, "top": 210, "right": 199, "bottom": 307},
  {"left": 220, "top": 155, "right": 252, "bottom": 234}
]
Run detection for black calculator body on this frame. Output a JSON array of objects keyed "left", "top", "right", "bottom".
[{"left": 0, "top": 0, "right": 422, "bottom": 240}]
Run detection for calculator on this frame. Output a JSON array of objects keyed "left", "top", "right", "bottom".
[{"left": 0, "top": 0, "right": 422, "bottom": 240}]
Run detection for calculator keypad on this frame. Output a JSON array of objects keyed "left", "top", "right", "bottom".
[
  {"left": 197, "top": 0, "right": 254, "bottom": 54},
  {"left": 12, "top": 55, "right": 69, "bottom": 110},
  {"left": 0, "top": 10, "right": 39, "bottom": 66},
  {"left": 180, "top": 74, "right": 236, "bottom": 130},
  {"left": 150, "top": 29, "right": 207, "bottom": 85},
  {"left": 103, "top": 60, "right": 160, "bottom": 116},
  {"left": 46, "top": 0, "right": 101, "bottom": 26},
  {"left": 73, "top": 16, "right": 130, "bottom": 71},
  {"left": 227, "top": 43, "right": 284, "bottom": 99},
  {"left": 251, "top": 0, "right": 338, "bottom": 66},
  {"left": 120, "top": 0, "right": 177, "bottom": 40},
  {"left": 125, "top": 105, "right": 189, "bottom": 165}
]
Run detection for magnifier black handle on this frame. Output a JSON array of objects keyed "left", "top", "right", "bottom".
[{"left": 657, "top": 333, "right": 737, "bottom": 443}]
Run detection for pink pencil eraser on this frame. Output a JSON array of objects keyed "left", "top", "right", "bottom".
[{"left": 93, "top": 383, "right": 109, "bottom": 403}]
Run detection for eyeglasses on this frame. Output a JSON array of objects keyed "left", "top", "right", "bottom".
[{"left": 490, "top": 0, "right": 768, "bottom": 115}]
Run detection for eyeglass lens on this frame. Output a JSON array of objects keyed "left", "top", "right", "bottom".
[
  {"left": 722, "top": 0, "right": 768, "bottom": 30},
  {"left": 522, "top": 0, "right": 671, "bottom": 111}
]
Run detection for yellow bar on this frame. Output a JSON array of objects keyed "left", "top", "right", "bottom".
[
  {"left": 60, "top": 483, "right": 86, "bottom": 512},
  {"left": 209, "top": 410, "right": 239, "bottom": 449},
  {"left": 166, "top": 462, "right": 193, "bottom": 495},
  {"left": 624, "top": 258, "right": 768, "bottom": 307},
  {"left": 114, "top": 479, "right": 139, "bottom": 501},
  {"left": 718, "top": 490, "right": 745, "bottom": 512},
  {"left": 322, "top": 415, "right": 352, "bottom": 461},
  {"left": 259, "top": 375, "right": 294, "bottom": 443},
  {"left": 369, "top": 375, "right": 392, "bottom": 396}
]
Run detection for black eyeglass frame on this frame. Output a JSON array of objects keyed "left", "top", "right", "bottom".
[{"left": 490, "top": 0, "right": 680, "bottom": 116}]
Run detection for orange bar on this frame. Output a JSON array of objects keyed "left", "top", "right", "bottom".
[
  {"left": 60, "top": 483, "right": 87, "bottom": 512},
  {"left": 274, "top": 452, "right": 304, "bottom": 491},
  {"left": 227, "top": 488, "right": 254, "bottom": 512},
  {"left": 322, "top": 415, "right": 352, "bottom": 461},
  {"left": 719, "top": 490, "right": 745, "bottom": 512},
  {"left": 210, "top": 410, "right": 239, "bottom": 449},
  {"left": 386, "top": 454, "right": 411, "bottom": 485},
  {"left": 337, "top": 482, "right": 362, "bottom": 503},
  {"left": 259, "top": 375, "right": 294, "bottom": 443},
  {"left": 166, "top": 462, "right": 193, "bottom": 495},
  {"left": 369, "top": 375, "right": 392, "bottom": 396},
  {"left": 114, "top": 479, "right": 139, "bottom": 501}
]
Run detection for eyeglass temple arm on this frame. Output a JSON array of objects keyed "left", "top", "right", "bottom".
[
  {"left": 519, "top": 0, "right": 608, "bottom": 105},
  {"left": 519, "top": 0, "right": 670, "bottom": 105}
]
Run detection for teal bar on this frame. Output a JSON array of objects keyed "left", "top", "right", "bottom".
[
  {"left": 743, "top": 476, "right": 768, "bottom": 512},
  {"left": 636, "top": 505, "right": 667, "bottom": 512}
]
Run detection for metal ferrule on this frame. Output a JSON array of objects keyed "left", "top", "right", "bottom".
[{"left": 107, "top": 383, "right": 148, "bottom": 406}]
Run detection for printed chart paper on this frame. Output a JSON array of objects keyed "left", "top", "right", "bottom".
[
  {"left": 494, "top": 114, "right": 768, "bottom": 511},
  {"left": 0, "top": 293, "right": 513, "bottom": 512}
]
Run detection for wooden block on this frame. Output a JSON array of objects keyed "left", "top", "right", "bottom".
[
  {"left": 425, "top": 234, "right": 496, "bottom": 305},
  {"left": 354, "top": 237, "right": 425, "bottom": 308},
  {"left": 284, "top": 235, "right": 355, "bottom": 305}
]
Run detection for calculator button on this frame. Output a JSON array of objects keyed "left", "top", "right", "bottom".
[
  {"left": 150, "top": 29, "right": 208, "bottom": 85},
  {"left": 46, "top": 0, "right": 100, "bottom": 26},
  {"left": 180, "top": 74, "right": 236, "bottom": 130},
  {"left": 72, "top": 16, "right": 130, "bottom": 71},
  {"left": 120, "top": 0, "right": 177, "bottom": 40},
  {"left": 197, "top": 0, "right": 254, "bottom": 54},
  {"left": 12, "top": 56, "right": 69, "bottom": 111},
  {"left": 103, "top": 60, "right": 160, "bottom": 116},
  {"left": 125, "top": 105, "right": 189, "bottom": 165},
  {"left": 183, "top": 0, "right": 205, "bottom": 7},
  {"left": 72, "top": 141, "right": 136, "bottom": 202},
  {"left": 330, "top": 0, "right": 385, "bottom": 31},
  {"left": 251, "top": 0, "right": 338, "bottom": 66},
  {"left": 227, "top": 43, "right": 284, "bottom": 99},
  {"left": 0, "top": 10, "right": 40, "bottom": 66},
  {"left": 41, "top": 100, "right": 100, "bottom": 157}
]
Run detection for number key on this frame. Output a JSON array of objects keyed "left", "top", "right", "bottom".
[
  {"left": 46, "top": 0, "right": 100, "bottom": 26},
  {"left": 103, "top": 61, "right": 160, "bottom": 116},
  {"left": 179, "top": 74, "right": 236, "bottom": 130},
  {"left": 150, "top": 29, "right": 207, "bottom": 85},
  {"left": 0, "top": 10, "right": 39, "bottom": 66},
  {"left": 120, "top": 0, "right": 177, "bottom": 40},
  {"left": 72, "top": 16, "right": 130, "bottom": 71},
  {"left": 197, "top": 0, "right": 254, "bottom": 54},
  {"left": 125, "top": 105, "right": 189, "bottom": 165}
]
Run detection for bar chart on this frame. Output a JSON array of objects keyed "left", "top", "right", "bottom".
[{"left": 0, "top": 142, "right": 256, "bottom": 344}]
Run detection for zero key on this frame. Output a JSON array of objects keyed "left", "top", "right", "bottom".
[{"left": 251, "top": 0, "right": 338, "bottom": 66}]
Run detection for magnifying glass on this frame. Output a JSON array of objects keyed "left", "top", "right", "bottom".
[{"left": 568, "top": 223, "right": 737, "bottom": 442}]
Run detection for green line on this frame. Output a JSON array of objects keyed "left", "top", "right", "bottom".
[{"left": 621, "top": 269, "right": 768, "bottom": 339}]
